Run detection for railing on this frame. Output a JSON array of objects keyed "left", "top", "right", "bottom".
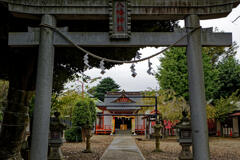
[
  {"left": 95, "top": 125, "right": 112, "bottom": 134},
  {"left": 96, "top": 125, "right": 112, "bottom": 130},
  {"left": 136, "top": 125, "right": 145, "bottom": 130}
]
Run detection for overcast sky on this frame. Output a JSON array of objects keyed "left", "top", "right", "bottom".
[{"left": 70, "top": 5, "right": 240, "bottom": 92}]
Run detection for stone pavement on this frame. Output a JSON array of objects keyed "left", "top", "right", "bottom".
[{"left": 100, "top": 136, "right": 145, "bottom": 160}]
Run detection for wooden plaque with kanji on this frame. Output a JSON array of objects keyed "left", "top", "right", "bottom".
[{"left": 109, "top": 0, "right": 131, "bottom": 39}]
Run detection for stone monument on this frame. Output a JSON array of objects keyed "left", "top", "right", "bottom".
[
  {"left": 176, "top": 111, "right": 193, "bottom": 160},
  {"left": 48, "top": 112, "right": 66, "bottom": 160},
  {"left": 153, "top": 115, "right": 163, "bottom": 152}
]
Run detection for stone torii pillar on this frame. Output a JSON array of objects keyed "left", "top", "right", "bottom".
[
  {"left": 185, "top": 15, "right": 209, "bottom": 159},
  {"left": 30, "top": 14, "right": 56, "bottom": 160}
]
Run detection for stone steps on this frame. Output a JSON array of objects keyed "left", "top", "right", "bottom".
[{"left": 115, "top": 129, "right": 132, "bottom": 135}]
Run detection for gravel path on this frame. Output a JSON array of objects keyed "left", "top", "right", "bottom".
[
  {"left": 62, "top": 135, "right": 114, "bottom": 160},
  {"left": 135, "top": 136, "right": 240, "bottom": 160},
  {"left": 61, "top": 135, "right": 240, "bottom": 160},
  {"left": 100, "top": 136, "right": 145, "bottom": 160}
]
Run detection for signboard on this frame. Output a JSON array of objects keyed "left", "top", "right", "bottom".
[{"left": 109, "top": 0, "right": 131, "bottom": 39}]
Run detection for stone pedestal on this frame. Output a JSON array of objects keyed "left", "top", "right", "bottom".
[
  {"left": 48, "top": 140, "right": 64, "bottom": 160},
  {"left": 233, "top": 117, "right": 239, "bottom": 137},
  {"left": 179, "top": 143, "right": 192, "bottom": 160},
  {"left": 48, "top": 112, "right": 66, "bottom": 160}
]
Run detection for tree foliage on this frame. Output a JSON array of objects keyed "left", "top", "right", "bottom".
[
  {"left": 203, "top": 42, "right": 238, "bottom": 64},
  {"left": 93, "top": 77, "right": 120, "bottom": 101},
  {"left": 142, "top": 89, "right": 189, "bottom": 121},
  {"left": 51, "top": 90, "right": 82, "bottom": 119},
  {"left": 87, "top": 86, "right": 97, "bottom": 95},
  {"left": 213, "top": 90, "right": 240, "bottom": 122},
  {"left": 155, "top": 47, "right": 220, "bottom": 101},
  {"left": 215, "top": 56, "right": 240, "bottom": 99},
  {"left": 72, "top": 97, "right": 97, "bottom": 129},
  {"left": 204, "top": 90, "right": 240, "bottom": 123},
  {"left": 206, "top": 104, "right": 216, "bottom": 119},
  {"left": 155, "top": 45, "right": 240, "bottom": 121}
]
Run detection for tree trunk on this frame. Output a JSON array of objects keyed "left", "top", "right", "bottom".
[
  {"left": 86, "top": 135, "right": 91, "bottom": 152},
  {"left": 82, "top": 128, "right": 86, "bottom": 142},
  {"left": 0, "top": 88, "right": 33, "bottom": 159},
  {"left": 0, "top": 48, "right": 37, "bottom": 159},
  {"left": 83, "top": 128, "right": 92, "bottom": 153}
]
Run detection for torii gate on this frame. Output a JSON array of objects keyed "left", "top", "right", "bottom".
[{"left": 2, "top": 0, "right": 240, "bottom": 160}]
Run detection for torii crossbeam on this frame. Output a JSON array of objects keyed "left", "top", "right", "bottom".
[{"left": 9, "top": 28, "right": 232, "bottom": 47}]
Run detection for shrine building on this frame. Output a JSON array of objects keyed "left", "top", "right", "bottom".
[{"left": 95, "top": 91, "right": 146, "bottom": 135}]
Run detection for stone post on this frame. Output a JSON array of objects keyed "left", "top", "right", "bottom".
[
  {"left": 146, "top": 118, "right": 150, "bottom": 139},
  {"left": 30, "top": 14, "right": 56, "bottom": 160},
  {"left": 185, "top": 15, "right": 210, "bottom": 160},
  {"left": 232, "top": 117, "right": 239, "bottom": 137},
  {"left": 153, "top": 119, "right": 163, "bottom": 152}
]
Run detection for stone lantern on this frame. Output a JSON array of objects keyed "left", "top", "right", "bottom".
[
  {"left": 48, "top": 112, "right": 66, "bottom": 160},
  {"left": 153, "top": 115, "right": 163, "bottom": 152},
  {"left": 176, "top": 111, "right": 193, "bottom": 160}
]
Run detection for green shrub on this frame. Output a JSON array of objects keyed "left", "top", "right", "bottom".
[
  {"left": 64, "top": 127, "right": 82, "bottom": 142},
  {"left": 72, "top": 98, "right": 96, "bottom": 129}
]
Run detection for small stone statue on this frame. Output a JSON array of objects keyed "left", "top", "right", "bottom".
[
  {"left": 153, "top": 115, "right": 163, "bottom": 152},
  {"left": 48, "top": 112, "right": 66, "bottom": 160}
]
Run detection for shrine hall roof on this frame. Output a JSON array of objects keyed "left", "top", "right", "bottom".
[
  {"left": 96, "top": 91, "right": 154, "bottom": 112},
  {"left": 104, "top": 91, "right": 141, "bottom": 104}
]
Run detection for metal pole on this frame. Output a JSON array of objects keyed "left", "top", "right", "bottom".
[
  {"left": 155, "top": 96, "right": 158, "bottom": 121},
  {"left": 185, "top": 15, "right": 210, "bottom": 160},
  {"left": 30, "top": 14, "right": 56, "bottom": 160}
]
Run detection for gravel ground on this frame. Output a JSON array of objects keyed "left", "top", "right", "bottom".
[
  {"left": 135, "top": 136, "right": 240, "bottom": 160},
  {"left": 62, "top": 135, "right": 114, "bottom": 160},
  {"left": 61, "top": 135, "right": 240, "bottom": 160}
]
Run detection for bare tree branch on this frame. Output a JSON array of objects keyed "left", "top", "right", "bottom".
[{"left": 232, "top": 15, "right": 240, "bottom": 23}]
